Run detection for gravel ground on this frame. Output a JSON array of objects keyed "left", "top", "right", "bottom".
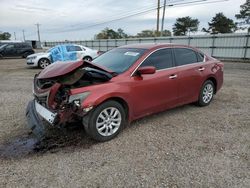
[{"left": 0, "top": 59, "right": 249, "bottom": 188}]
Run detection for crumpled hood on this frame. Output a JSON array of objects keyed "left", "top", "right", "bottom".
[
  {"left": 37, "top": 60, "right": 83, "bottom": 79},
  {"left": 37, "top": 60, "right": 114, "bottom": 79}
]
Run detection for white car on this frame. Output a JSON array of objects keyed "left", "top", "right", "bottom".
[{"left": 26, "top": 44, "right": 100, "bottom": 69}]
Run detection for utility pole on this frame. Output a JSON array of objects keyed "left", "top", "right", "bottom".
[
  {"left": 14, "top": 32, "right": 16, "bottom": 40},
  {"left": 156, "top": 0, "right": 160, "bottom": 36},
  {"left": 161, "top": 0, "right": 167, "bottom": 36},
  {"left": 35, "top": 23, "right": 41, "bottom": 42},
  {"left": 22, "top": 30, "right": 26, "bottom": 41}
]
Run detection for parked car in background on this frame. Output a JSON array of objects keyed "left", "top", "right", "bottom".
[
  {"left": 26, "top": 43, "right": 224, "bottom": 142},
  {"left": 0, "top": 42, "right": 34, "bottom": 58},
  {"left": 26, "top": 44, "right": 100, "bottom": 69}
]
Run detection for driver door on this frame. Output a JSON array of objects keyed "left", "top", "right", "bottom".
[{"left": 129, "top": 48, "right": 179, "bottom": 119}]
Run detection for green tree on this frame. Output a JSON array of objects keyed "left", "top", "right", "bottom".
[
  {"left": 136, "top": 29, "right": 171, "bottom": 37},
  {"left": 117, "top": 28, "right": 128, "bottom": 38},
  {"left": 173, "top": 16, "right": 199, "bottom": 36},
  {"left": 0, "top": 32, "right": 11, "bottom": 40},
  {"left": 95, "top": 28, "right": 129, "bottom": 39},
  {"left": 235, "top": 0, "right": 250, "bottom": 32},
  {"left": 161, "top": 29, "right": 172, "bottom": 36},
  {"left": 202, "top": 13, "right": 237, "bottom": 34},
  {"left": 136, "top": 30, "right": 155, "bottom": 37}
]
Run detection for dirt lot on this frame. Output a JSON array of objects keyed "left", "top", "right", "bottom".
[{"left": 0, "top": 58, "right": 249, "bottom": 188}]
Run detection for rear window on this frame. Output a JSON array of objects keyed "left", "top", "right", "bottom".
[
  {"left": 66, "top": 45, "right": 82, "bottom": 52},
  {"left": 174, "top": 48, "right": 199, "bottom": 66}
]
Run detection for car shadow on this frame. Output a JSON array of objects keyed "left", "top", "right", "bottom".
[
  {"left": 0, "top": 103, "right": 202, "bottom": 160},
  {"left": 0, "top": 123, "right": 96, "bottom": 160}
]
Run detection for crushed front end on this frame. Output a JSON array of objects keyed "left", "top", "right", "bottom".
[{"left": 26, "top": 60, "right": 113, "bottom": 138}]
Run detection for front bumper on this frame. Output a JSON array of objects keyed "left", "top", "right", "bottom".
[
  {"left": 26, "top": 59, "right": 38, "bottom": 67},
  {"left": 26, "top": 100, "right": 58, "bottom": 138}
]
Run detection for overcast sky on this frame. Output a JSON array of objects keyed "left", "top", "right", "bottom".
[{"left": 0, "top": 0, "right": 246, "bottom": 41}]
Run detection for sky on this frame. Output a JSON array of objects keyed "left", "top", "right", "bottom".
[{"left": 0, "top": 0, "right": 247, "bottom": 41}]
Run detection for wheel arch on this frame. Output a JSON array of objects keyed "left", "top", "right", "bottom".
[
  {"left": 99, "top": 97, "right": 130, "bottom": 122},
  {"left": 82, "top": 55, "right": 92, "bottom": 61},
  {"left": 206, "top": 76, "right": 217, "bottom": 94}
]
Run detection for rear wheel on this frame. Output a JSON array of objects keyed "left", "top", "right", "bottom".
[
  {"left": 38, "top": 58, "right": 50, "bottom": 69},
  {"left": 197, "top": 80, "right": 215, "bottom": 106},
  {"left": 83, "top": 56, "right": 92, "bottom": 62},
  {"left": 83, "top": 100, "right": 126, "bottom": 142}
]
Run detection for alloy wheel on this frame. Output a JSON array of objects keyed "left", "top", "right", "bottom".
[
  {"left": 96, "top": 107, "right": 122, "bottom": 137},
  {"left": 39, "top": 59, "right": 50, "bottom": 69},
  {"left": 202, "top": 83, "right": 214, "bottom": 103}
]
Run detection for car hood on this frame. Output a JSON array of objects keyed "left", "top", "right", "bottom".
[
  {"left": 28, "top": 52, "right": 50, "bottom": 58},
  {"left": 37, "top": 60, "right": 114, "bottom": 79}
]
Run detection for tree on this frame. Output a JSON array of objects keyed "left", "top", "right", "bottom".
[
  {"left": 0, "top": 32, "right": 11, "bottom": 40},
  {"left": 173, "top": 16, "right": 199, "bottom": 36},
  {"left": 117, "top": 28, "right": 128, "bottom": 38},
  {"left": 136, "top": 30, "right": 155, "bottom": 37},
  {"left": 161, "top": 29, "right": 172, "bottom": 37},
  {"left": 136, "top": 29, "right": 171, "bottom": 37},
  {"left": 202, "top": 13, "right": 237, "bottom": 34},
  {"left": 95, "top": 28, "right": 128, "bottom": 39},
  {"left": 235, "top": 0, "right": 250, "bottom": 32}
]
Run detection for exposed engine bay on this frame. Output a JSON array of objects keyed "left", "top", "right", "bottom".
[{"left": 31, "top": 61, "right": 114, "bottom": 128}]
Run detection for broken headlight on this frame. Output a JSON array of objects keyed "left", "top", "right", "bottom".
[{"left": 68, "top": 92, "right": 90, "bottom": 105}]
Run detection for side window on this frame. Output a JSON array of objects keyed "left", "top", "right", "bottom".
[
  {"left": 141, "top": 48, "right": 173, "bottom": 70},
  {"left": 66, "top": 45, "right": 75, "bottom": 52},
  {"left": 6, "top": 44, "right": 14, "bottom": 49},
  {"left": 14, "top": 43, "right": 22, "bottom": 48},
  {"left": 174, "top": 48, "right": 198, "bottom": 66},
  {"left": 197, "top": 52, "right": 204, "bottom": 62},
  {"left": 66, "top": 45, "right": 82, "bottom": 52},
  {"left": 74, "top": 46, "right": 82, "bottom": 51}
]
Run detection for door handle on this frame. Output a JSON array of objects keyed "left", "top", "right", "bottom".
[
  {"left": 198, "top": 67, "right": 205, "bottom": 71},
  {"left": 169, "top": 74, "right": 177, "bottom": 79}
]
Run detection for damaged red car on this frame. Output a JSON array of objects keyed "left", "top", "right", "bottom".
[{"left": 26, "top": 44, "right": 224, "bottom": 142}]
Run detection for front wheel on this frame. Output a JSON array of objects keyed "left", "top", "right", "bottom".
[
  {"left": 83, "top": 100, "right": 126, "bottom": 142},
  {"left": 83, "top": 56, "right": 92, "bottom": 62},
  {"left": 197, "top": 80, "right": 215, "bottom": 106},
  {"left": 38, "top": 58, "right": 50, "bottom": 69}
]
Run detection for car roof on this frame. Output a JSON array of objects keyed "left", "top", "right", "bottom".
[{"left": 118, "top": 43, "right": 193, "bottom": 50}]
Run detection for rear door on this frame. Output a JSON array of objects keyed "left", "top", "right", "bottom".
[
  {"left": 130, "top": 48, "right": 179, "bottom": 118},
  {"left": 173, "top": 48, "right": 206, "bottom": 104}
]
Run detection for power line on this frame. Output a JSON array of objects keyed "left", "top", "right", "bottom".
[
  {"left": 22, "top": 30, "right": 26, "bottom": 41},
  {"left": 161, "top": 0, "right": 167, "bottom": 36},
  {"left": 47, "top": 0, "right": 229, "bottom": 33},
  {"left": 156, "top": 0, "right": 160, "bottom": 34},
  {"left": 35, "top": 23, "right": 41, "bottom": 42}
]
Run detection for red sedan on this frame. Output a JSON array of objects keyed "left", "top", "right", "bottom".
[{"left": 26, "top": 44, "right": 224, "bottom": 141}]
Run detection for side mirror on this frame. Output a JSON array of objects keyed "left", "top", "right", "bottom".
[{"left": 137, "top": 66, "right": 156, "bottom": 75}]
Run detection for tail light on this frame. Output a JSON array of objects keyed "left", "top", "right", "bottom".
[
  {"left": 97, "top": 51, "right": 102, "bottom": 55},
  {"left": 215, "top": 62, "right": 224, "bottom": 72}
]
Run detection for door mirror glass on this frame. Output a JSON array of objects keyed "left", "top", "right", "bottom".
[{"left": 137, "top": 66, "right": 156, "bottom": 75}]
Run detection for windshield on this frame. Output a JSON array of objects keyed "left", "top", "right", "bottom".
[
  {"left": 0, "top": 44, "right": 7, "bottom": 49},
  {"left": 92, "top": 48, "right": 146, "bottom": 74}
]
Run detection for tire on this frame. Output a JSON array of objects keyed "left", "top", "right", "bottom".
[
  {"left": 38, "top": 58, "right": 50, "bottom": 69},
  {"left": 197, "top": 80, "right": 215, "bottom": 107},
  {"left": 83, "top": 100, "right": 126, "bottom": 142},
  {"left": 83, "top": 56, "right": 92, "bottom": 62}
]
